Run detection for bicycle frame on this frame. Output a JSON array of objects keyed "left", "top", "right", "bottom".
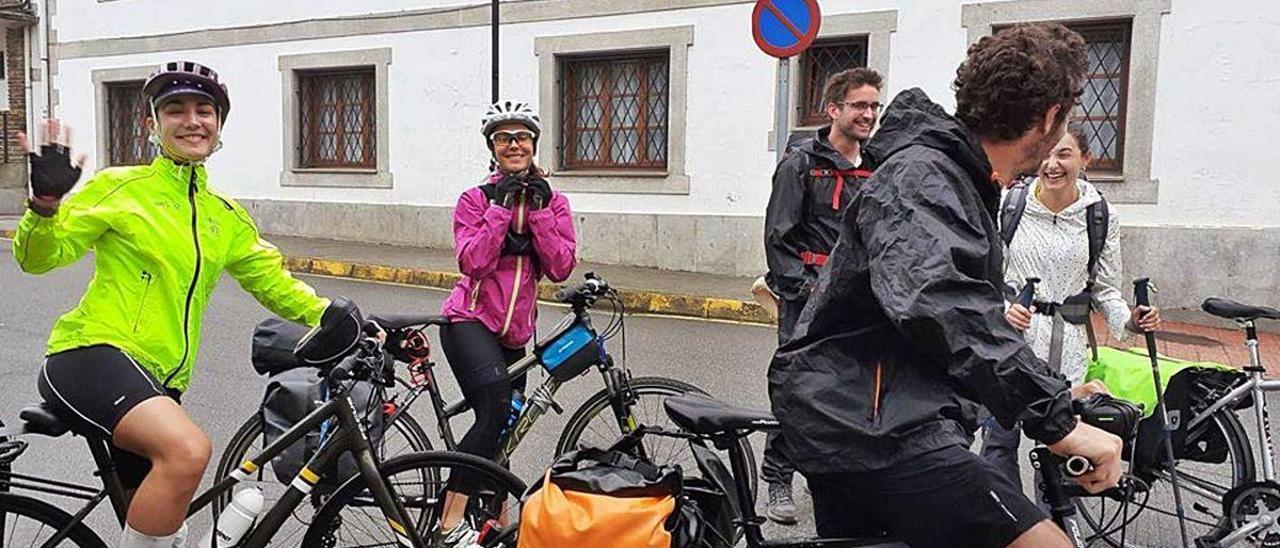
[
  {"left": 388, "top": 305, "right": 644, "bottom": 465},
  {"left": 1185, "top": 319, "right": 1280, "bottom": 483},
  {"left": 2, "top": 388, "right": 427, "bottom": 548}
]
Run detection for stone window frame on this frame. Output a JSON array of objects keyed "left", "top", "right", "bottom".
[
  {"left": 779, "top": 10, "right": 897, "bottom": 139},
  {"left": 797, "top": 36, "right": 870, "bottom": 127},
  {"left": 535, "top": 26, "right": 692, "bottom": 195},
  {"left": 279, "top": 47, "right": 392, "bottom": 189},
  {"left": 91, "top": 65, "right": 152, "bottom": 169},
  {"left": 961, "top": 0, "right": 1171, "bottom": 204}
]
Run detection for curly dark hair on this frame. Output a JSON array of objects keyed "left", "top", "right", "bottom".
[
  {"left": 953, "top": 23, "right": 1087, "bottom": 142},
  {"left": 823, "top": 67, "right": 883, "bottom": 107}
]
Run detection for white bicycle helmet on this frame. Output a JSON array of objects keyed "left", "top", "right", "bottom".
[{"left": 481, "top": 100, "right": 541, "bottom": 143}]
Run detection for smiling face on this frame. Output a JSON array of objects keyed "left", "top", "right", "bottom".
[
  {"left": 148, "top": 95, "right": 221, "bottom": 162},
  {"left": 1038, "top": 130, "right": 1091, "bottom": 191},
  {"left": 826, "top": 84, "right": 881, "bottom": 142},
  {"left": 489, "top": 122, "right": 536, "bottom": 174}
]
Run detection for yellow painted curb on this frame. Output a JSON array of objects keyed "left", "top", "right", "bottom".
[
  {"left": 0, "top": 232, "right": 772, "bottom": 325},
  {"left": 285, "top": 255, "right": 773, "bottom": 325}
]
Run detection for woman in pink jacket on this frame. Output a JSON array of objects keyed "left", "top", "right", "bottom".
[{"left": 435, "top": 100, "right": 576, "bottom": 546}]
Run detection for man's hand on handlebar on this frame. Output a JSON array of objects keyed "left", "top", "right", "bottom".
[
  {"left": 1069, "top": 379, "right": 1109, "bottom": 400},
  {"left": 1047, "top": 416, "right": 1124, "bottom": 494}
]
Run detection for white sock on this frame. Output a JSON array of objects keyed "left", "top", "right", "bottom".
[
  {"left": 119, "top": 524, "right": 180, "bottom": 548},
  {"left": 171, "top": 523, "right": 189, "bottom": 548}
]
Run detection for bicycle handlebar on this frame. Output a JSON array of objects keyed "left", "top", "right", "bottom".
[
  {"left": 327, "top": 354, "right": 361, "bottom": 381},
  {"left": 554, "top": 273, "right": 610, "bottom": 303},
  {"left": 1060, "top": 394, "right": 1142, "bottom": 478}
]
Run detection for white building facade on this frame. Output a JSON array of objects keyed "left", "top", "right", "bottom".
[{"left": 40, "top": 0, "right": 1280, "bottom": 308}]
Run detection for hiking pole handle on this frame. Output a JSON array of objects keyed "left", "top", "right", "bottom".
[
  {"left": 1017, "top": 277, "right": 1040, "bottom": 309},
  {"left": 1133, "top": 277, "right": 1161, "bottom": 357},
  {"left": 1133, "top": 277, "right": 1153, "bottom": 308}
]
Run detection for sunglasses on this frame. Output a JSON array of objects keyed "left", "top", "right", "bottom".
[{"left": 490, "top": 130, "right": 536, "bottom": 147}]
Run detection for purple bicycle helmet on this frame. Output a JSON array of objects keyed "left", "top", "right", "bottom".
[{"left": 142, "top": 61, "right": 231, "bottom": 123}]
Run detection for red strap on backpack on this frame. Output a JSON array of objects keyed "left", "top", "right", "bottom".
[{"left": 811, "top": 168, "right": 873, "bottom": 210}]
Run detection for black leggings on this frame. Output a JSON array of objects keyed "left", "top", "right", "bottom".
[{"left": 439, "top": 321, "right": 528, "bottom": 465}]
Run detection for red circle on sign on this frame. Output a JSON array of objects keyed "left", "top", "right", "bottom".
[{"left": 751, "top": 0, "right": 822, "bottom": 59}]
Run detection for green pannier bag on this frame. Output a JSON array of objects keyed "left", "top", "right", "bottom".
[
  {"left": 1085, "top": 346, "right": 1250, "bottom": 468},
  {"left": 1085, "top": 347, "right": 1233, "bottom": 418}
]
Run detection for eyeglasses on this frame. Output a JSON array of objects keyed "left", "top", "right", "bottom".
[
  {"left": 490, "top": 130, "right": 535, "bottom": 147},
  {"left": 834, "top": 101, "right": 882, "bottom": 114}
]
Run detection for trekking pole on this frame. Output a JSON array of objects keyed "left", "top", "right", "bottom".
[
  {"left": 1134, "top": 277, "right": 1191, "bottom": 548},
  {"left": 1016, "top": 277, "right": 1040, "bottom": 309}
]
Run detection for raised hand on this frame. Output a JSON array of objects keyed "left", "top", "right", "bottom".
[{"left": 21, "top": 119, "right": 87, "bottom": 204}]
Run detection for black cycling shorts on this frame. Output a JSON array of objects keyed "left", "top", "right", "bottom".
[
  {"left": 36, "top": 345, "right": 182, "bottom": 488},
  {"left": 807, "top": 444, "right": 1047, "bottom": 548}
]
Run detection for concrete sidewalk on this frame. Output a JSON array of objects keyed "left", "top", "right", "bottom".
[
  {"left": 4, "top": 215, "right": 1280, "bottom": 372},
  {"left": 0, "top": 216, "right": 771, "bottom": 324}
]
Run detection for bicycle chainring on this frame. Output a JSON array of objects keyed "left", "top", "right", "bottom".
[{"left": 1228, "top": 483, "right": 1280, "bottom": 547}]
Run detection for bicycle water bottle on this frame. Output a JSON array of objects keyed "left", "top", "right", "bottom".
[
  {"left": 198, "top": 487, "right": 264, "bottom": 548},
  {"left": 499, "top": 389, "right": 526, "bottom": 437}
]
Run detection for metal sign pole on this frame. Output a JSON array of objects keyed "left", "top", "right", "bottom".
[
  {"left": 491, "top": 0, "right": 499, "bottom": 102},
  {"left": 774, "top": 57, "right": 789, "bottom": 162}
]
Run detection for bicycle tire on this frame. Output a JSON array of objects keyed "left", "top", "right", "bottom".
[
  {"left": 1076, "top": 407, "right": 1255, "bottom": 547},
  {"left": 302, "top": 451, "right": 527, "bottom": 547},
  {"left": 210, "top": 408, "right": 432, "bottom": 545},
  {"left": 0, "top": 492, "right": 109, "bottom": 548},
  {"left": 555, "top": 375, "right": 759, "bottom": 503}
]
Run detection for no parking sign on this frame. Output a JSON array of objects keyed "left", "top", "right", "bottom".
[
  {"left": 753, "top": 0, "right": 822, "bottom": 159},
  {"left": 752, "top": 0, "right": 822, "bottom": 58}
]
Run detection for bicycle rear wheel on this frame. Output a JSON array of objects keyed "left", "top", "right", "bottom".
[
  {"left": 0, "top": 493, "right": 108, "bottom": 547},
  {"left": 556, "top": 376, "right": 759, "bottom": 496},
  {"left": 303, "top": 451, "right": 527, "bottom": 547},
  {"left": 211, "top": 409, "right": 431, "bottom": 546},
  {"left": 1076, "top": 407, "right": 1255, "bottom": 546}
]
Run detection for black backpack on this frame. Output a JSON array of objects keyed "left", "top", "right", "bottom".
[{"left": 999, "top": 181, "right": 1110, "bottom": 289}]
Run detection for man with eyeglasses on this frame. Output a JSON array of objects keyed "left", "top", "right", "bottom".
[{"left": 758, "top": 66, "right": 882, "bottom": 525}]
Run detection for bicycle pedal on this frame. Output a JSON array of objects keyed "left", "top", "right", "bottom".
[{"left": 1193, "top": 501, "right": 1222, "bottom": 520}]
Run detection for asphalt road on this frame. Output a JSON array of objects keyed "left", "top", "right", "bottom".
[{"left": 3, "top": 237, "right": 1278, "bottom": 547}]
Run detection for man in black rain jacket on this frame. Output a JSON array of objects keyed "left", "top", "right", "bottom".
[
  {"left": 768, "top": 24, "right": 1123, "bottom": 548},
  {"left": 760, "top": 67, "right": 882, "bottom": 525}
]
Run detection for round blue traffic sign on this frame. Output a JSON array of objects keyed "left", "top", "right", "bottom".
[{"left": 752, "top": 0, "right": 822, "bottom": 59}]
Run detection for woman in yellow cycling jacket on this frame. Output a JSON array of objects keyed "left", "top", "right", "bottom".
[{"left": 12, "top": 61, "right": 330, "bottom": 548}]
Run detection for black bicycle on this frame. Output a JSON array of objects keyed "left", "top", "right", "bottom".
[
  {"left": 0, "top": 297, "right": 528, "bottom": 547},
  {"left": 213, "top": 273, "right": 756, "bottom": 544},
  {"left": 589, "top": 393, "right": 1142, "bottom": 548}
]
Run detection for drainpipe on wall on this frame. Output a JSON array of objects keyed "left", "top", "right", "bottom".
[
  {"left": 40, "top": 0, "right": 48, "bottom": 117},
  {"left": 491, "top": 0, "right": 499, "bottom": 103}
]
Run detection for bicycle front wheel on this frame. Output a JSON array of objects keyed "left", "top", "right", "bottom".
[
  {"left": 303, "top": 451, "right": 527, "bottom": 547},
  {"left": 555, "top": 376, "right": 759, "bottom": 496},
  {"left": 0, "top": 493, "right": 109, "bottom": 547},
  {"left": 1076, "top": 407, "right": 1255, "bottom": 546},
  {"left": 211, "top": 409, "right": 432, "bottom": 545}
]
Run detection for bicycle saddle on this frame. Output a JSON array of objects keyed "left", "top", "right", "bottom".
[
  {"left": 663, "top": 394, "right": 779, "bottom": 435},
  {"left": 367, "top": 313, "right": 452, "bottom": 330},
  {"left": 1202, "top": 297, "right": 1280, "bottom": 322},
  {"left": 18, "top": 403, "right": 69, "bottom": 438}
]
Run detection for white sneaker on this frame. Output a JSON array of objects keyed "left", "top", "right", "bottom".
[{"left": 437, "top": 522, "right": 483, "bottom": 548}]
